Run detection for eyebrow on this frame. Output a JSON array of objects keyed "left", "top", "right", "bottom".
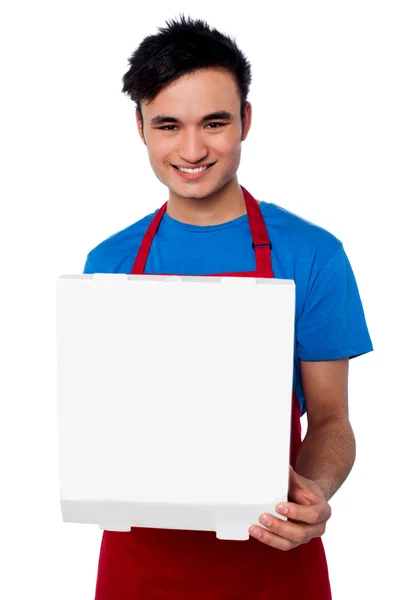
[{"left": 150, "top": 111, "right": 234, "bottom": 126}]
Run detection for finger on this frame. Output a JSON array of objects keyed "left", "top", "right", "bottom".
[
  {"left": 258, "top": 512, "right": 326, "bottom": 543},
  {"left": 249, "top": 525, "right": 299, "bottom": 551},
  {"left": 276, "top": 501, "right": 331, "bottom": 525}
]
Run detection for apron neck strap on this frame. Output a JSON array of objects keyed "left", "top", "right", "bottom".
[
  {"left": 131, "top": 185, "right": 272, "bottom": 275},
  {"left": 241, "top": 185, "right": 273, "bottom": 273}
]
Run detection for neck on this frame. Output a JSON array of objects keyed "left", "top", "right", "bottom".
[{"left": 166, "top": 177, "right": 250, "bottom": 226}]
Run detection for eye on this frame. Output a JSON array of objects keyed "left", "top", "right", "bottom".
[
  {"left": 158, "top": 122, "right": 227, "bottom": 131},
  {"left": 206, "top": 122, "right": 226, "bottom": 129}
]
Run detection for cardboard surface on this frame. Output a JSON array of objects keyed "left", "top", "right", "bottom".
[{"left": 56, "top": 274, "right": 296, "bottom": 540}]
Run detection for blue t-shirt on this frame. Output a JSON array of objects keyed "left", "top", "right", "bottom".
[{"left": 83, "top": 199, "right": 373, "bottom": 416}]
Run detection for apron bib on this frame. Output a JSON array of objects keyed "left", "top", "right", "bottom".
[{"left": 94, "top": 186, "right": 332, "bottom": 599}]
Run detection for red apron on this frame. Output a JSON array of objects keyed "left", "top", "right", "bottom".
[{"left": 94, "top": 186, "right": 332, "bottom": 599}]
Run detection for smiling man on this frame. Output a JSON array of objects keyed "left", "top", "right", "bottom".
[
  {"left": 136, "top": 67, "right": 251, "bottom": 228},
  {"left": 83, "top": 14, "right": 373, "bottom": 600}
]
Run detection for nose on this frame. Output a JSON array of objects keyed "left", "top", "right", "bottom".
[{"left": 177, "top": 129, "right": 209, "bottom": 164}]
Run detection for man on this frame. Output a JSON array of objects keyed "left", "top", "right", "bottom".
[{"left": 84, "top": 15, "right": 373, "bottom": 600}]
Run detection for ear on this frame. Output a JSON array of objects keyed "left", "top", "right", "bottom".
[
  {"left": 135, "top": 110, "right": 146, "bottom": 145},
  {"left": 241, "top": 102, "right": 252, "bottom": 142}
]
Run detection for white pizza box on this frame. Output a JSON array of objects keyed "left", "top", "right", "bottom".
[{"left": 56, "top": 273, "right": 296, "bottom": 540}]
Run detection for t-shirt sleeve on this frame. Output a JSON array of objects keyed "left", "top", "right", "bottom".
[
  {"left": 296, "top": 243, "right": 373, "bottom": 361},
  {"left": 82, "top": 253, "right": 111, "bottom": 274},
  {"left": 83, "top": 255, "right": 96, "bottom": 274}
]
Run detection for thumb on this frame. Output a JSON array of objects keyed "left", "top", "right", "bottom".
[{"left": 288, "top": 465, "right": 318, "bottom": 504}]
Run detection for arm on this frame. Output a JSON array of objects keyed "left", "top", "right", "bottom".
[
  {"left": 294, "top": 357, "right": 356, "bottom": 502},
  {"left": 249, "top": 243, "right": 372, "bottom": 548},
  {"left": 249, "top": 357, "right": 354, "bottom": 548}
]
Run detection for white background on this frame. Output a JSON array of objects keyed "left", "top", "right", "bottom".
[{"left": 1, "top": 1, "right": 397, "bottom": 598}]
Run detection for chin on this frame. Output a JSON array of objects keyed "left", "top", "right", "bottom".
[{"left": 170, "top": 184, "right": 220, "bottom": 200}]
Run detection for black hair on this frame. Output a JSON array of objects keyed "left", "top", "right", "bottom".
[{"left": 121, "top": 14, "right": 252, "bottom": 135}]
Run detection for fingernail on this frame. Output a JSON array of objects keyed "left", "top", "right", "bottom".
[
  {"left": 250, "top": 526, "right": 262, "bottom": 539},
  {"left": 260, "top": 514, "right": 272, "bottom": 527},
  {"left": 277, "top": 504, "right": 288, "bottom": 515}
]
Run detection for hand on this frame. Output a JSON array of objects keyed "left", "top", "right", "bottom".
[{"left": 249, "top": 465, "right": 332, "bottom": 551}]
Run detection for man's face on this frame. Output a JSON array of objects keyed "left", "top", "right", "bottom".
[{"left": 136, "top": 68, "right": 252, "bottom": 200}]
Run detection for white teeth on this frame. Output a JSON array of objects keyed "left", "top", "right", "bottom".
[{"left": 177, "top": 165, "right": 209, "bottom": 173}]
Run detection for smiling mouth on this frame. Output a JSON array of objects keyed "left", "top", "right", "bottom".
[{"left": 172, "top": 162, "right": 216, "bottom": 172}]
